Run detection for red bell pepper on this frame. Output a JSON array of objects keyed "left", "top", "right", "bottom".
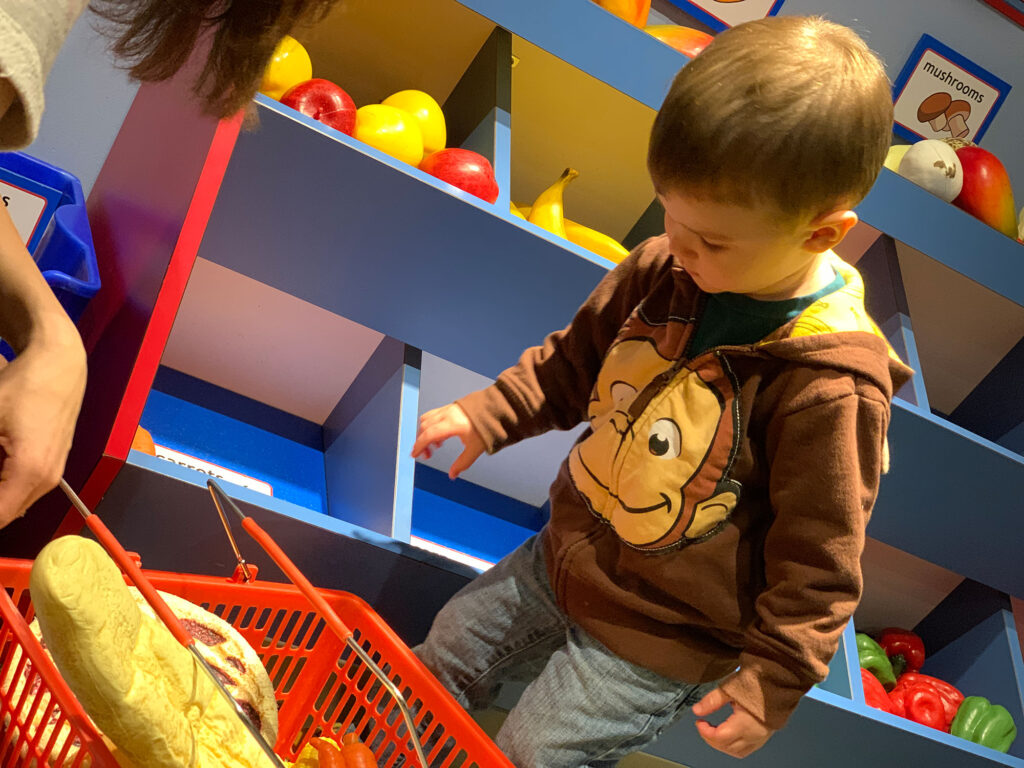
[
  {"left": 878, "top": 627, "right": 926, "bottom": 677},
  {"left": 889, "top": 673, "right": 964, "bottom": 731},
  {"left": 860, "top": 667, "right": 893, "bottom": 713}
]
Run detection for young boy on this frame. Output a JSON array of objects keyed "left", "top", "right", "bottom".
[{"left": 411, "top": 15, "right": 912, "bottom": 767}]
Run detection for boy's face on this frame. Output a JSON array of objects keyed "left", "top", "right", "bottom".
[{"left": 658, "top": 189, "right": 838, "bottom": 300}]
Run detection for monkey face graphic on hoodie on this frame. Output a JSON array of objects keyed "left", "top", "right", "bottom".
[{"left": 569, "top": 333, "right": 741, "bottom": 551}]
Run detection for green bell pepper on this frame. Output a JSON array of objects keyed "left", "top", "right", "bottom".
[
  {"left": 856, "top": 633, "right": 897, "bottom": 689},
  {"left": 951, "top": 696, "right": 1018, "bottom": 753}
]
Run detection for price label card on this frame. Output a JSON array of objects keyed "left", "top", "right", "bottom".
[
  {"left": 151, "top": 444, "right": 275, "bottom": 497},
  {"left": 892, "top": 34, "right": 1011, "bottom": 144},
  {"left": 0, "top": 166, "right": 63, "bottom": 254}
]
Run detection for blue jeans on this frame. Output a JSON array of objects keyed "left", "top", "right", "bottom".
[{"left": 415, "top": 534, "right": 717, "bottom": 768}]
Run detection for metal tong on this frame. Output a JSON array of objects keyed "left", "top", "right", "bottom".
[
  {"left": 206, "top": 479, "right": 429, "bottom": 768},
  {"left": 58, "top": 479, "right": 287, "bottom": 768}
]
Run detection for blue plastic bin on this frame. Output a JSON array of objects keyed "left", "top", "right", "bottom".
[{"left": 0, "top": 152, "right": 100, "bottom": 358}]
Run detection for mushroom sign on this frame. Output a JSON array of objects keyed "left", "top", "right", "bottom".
[{"left": 892, "top": 34, "right": 1010, "bottom": 144}]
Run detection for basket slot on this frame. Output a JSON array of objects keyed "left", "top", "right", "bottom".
[
  {"left": 255, "top": 607, "right": 274, "bottom": 632},
  {"left": 281, "top": 656, "right": 306, "bottom": 695},
  {"left": 270, "top": 656, "right": 295, "bottom": 691},
  {"left": 290, "top": 612, "right": 318, "bottom": 650},
  {"left": 239, "top": 605, "right": 258, "bottom": 629}
]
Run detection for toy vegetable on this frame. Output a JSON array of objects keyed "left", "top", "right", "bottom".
[
  {"left": 877, "top": 628, "right": 925, "bottom": 677},
  {"left": 340, "top": 733, "right": 377, "bottom": 767},
  {"left": 860, "top": 667, "right": 892, "bottom": 713},
  {"left": 889, "top": 673, "right": 964, "bottom": 731},
  {"left": 857, "top": 633, "right": 897, "bottom": 689},
  {"left": 951, "top": 696, "right": 1018, "bottom": 754},
  {"left": 889, "top": 681, "right": 947, "bottom": 730},
  {"left": 312, "top": 738, "right": 345, "bottom": 768}
]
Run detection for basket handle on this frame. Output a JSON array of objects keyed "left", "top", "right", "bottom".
[
  {"left": 60, "top": 479, "right": 192, "bottom": 647},
  {"left": 207, "top": 481, "right": 430, "bottom": 767}
]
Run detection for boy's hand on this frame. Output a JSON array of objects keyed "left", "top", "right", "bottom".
[
  {"left": 692, "top": 687, "right": 775, "bottom": 759},
  {"left": 411, "top": 403, "right": 485, "bottom": 479}
]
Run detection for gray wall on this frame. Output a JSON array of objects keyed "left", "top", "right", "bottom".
[{"left": 29, "top": 11, "right": 140, "bottom": 196}]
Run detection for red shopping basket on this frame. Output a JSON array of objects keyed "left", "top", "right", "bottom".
[{"left": 0, "top": 557, "right": 513, "bottom": 768}]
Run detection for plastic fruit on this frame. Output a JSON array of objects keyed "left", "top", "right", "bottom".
[
  {"left": 516, "top": 203, "right": 630, "bottom": 263},
  {"left": 952, "top": 145, "right": 1018, "bottom": 238},
  {"left": 883, "top": 144, "right": 911, "bottom": 173},
  {"left": 644, "top": 25, "right": 714, "bottom": 58},
  {"left": 564, "top": 219, "right": 630, "bottom": 263},
  {"left": 339, "top": 733, "right": 377, "bottom": 767},
  {"left": 382, "top": 90, "right": 447, "bottom": 155},
  {"left": 354, "top": 104, "right": 424, "bottom": 166},
  {"left": 280, "top": 79, "right": 357, "bottom": 135},
  {"left": 260, "top": 35, "right": 312, "bottom": 100},
  {"left": 419, "top": 148, "right": 499, "bottom": 203},
  {"left": 527, "top": 168, "right": 579, "bottom": 238},
  {"left": 591, "top": 0, "right": 651, "bottom": 26},
  {"left": 898, "top": 140, "right": 962, "bottom": 202},
  {"left": 130, "top": 427, "right": 156, "bottom": 456}
]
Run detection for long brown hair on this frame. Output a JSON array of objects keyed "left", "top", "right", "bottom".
[{"left": 90, "top": 0, "right": 341, "bottom": 118}]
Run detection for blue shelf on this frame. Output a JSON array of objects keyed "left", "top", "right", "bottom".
[
  {"left": 195, "top": 96, "right": 1024, "bottom": 599},
  {"left": 99, "top": 453, "right": 479, "bottom": 645},
  {"left": 455, "top": 0, "right": 1024, "bottom": 308},
  {"left": 455, "top": 0, "right": 691, "bottom": 109},
  {"left": 873, "top": 401, "right": 1024, "bottom": 598},
  {"left": 199, "top": 97, "right": 611, "bottom": 381},
  {"left": 857, "top": 169, "right": 1024, "bottom": 309}
]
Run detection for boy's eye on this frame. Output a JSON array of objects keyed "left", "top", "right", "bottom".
[{"left": 701, "top": 238, "right": 725, "bottom": 251}]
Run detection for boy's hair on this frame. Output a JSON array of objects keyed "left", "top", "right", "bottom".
[
  {"left": 91, "top": 0, "right": 343, "bottom": 119},
  {"left": 648, "top": 15, "right": 893, "bottom": 221}
]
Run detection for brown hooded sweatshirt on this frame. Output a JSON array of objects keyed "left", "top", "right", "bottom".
[{"left": 457, "top": 235, "right": 913, "bottom": 729}]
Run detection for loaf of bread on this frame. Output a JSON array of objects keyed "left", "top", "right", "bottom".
[{"left": 29, "top": 536, "right": 282, "bottom": 768}]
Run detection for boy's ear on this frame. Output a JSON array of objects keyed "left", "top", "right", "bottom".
[{"left": 801, "top": 209, "right": 859, "bottom": 253}]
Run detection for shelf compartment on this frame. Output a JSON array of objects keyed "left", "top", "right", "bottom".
[
  {"left": 411, "top": 464, "right": 542, "bottom": 568},
  {"left": 453, "top": 0, "right": 691, "bottom": 110},
  {"left": 458, "top": 0, "right": 1024, "bottom": 309},
  {"left": 643, "top": 613, "right": 1024, "bottom": 768},
  {"left": 92, "top": 452, "right": 477, "bottom": 646},
  {"left": 199, "top": 96, "right": 610, "bottom": 382},
  {"left": 873, "top": 402, "right": 1024, "bottom": 599},
  {"left": 196, "top": 95, "right": 1024, "bottom": 598},
  {"left": 140, "top": 369, "right": 327, "bottom": 512}
]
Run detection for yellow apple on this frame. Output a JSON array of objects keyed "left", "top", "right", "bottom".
[
  {"left": 260, "top": 36, "right": 312, "bottom": 100},
  {"left": 382, "top": 90, "right": 447, "bottom": 155},
  {"left": 354, "top": 104, "right": 424, "bottom": 166}
]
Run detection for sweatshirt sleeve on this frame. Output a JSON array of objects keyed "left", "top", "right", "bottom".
[
  {"left": 718, "top": 387, "right": 889, "bottom": 730},
  {"left": 457, "top": 238, "right": 664, "bottom": 453}
]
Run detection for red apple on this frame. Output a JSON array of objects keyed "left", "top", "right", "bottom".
[
  {"left": 952, "top": 146, "right": 1018, "bottom": 238},
  {"left": 280, "top": 78, "right": 356, "bottom": 135},
  {"left": 419, "top": 148, "right": 499, "bottom": 203},
  {"left": 644, "top": 25, "right": 714, "bottom": 58}
]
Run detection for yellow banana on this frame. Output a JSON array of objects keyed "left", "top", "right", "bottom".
[
  {"left": 527, "top": 168, "right": 578, "bottom": 238},
  {"left": 563, "top": 220, "right": 630, "bottom": 263},
  {"left": 516, "top": 202, "right": 629, "bottom": 264}
]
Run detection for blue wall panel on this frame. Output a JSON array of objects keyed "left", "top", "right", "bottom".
[
  {"left": 412, "top": 484, "right": 537, "bottom": 565},
  {"left": 140, "top": 388, "right": 327, "bottom": 512}
]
